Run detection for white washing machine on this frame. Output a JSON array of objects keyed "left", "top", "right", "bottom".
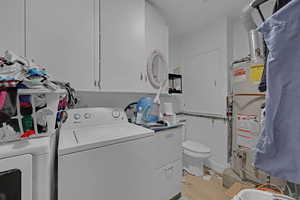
[
  {"left": 0, "top": 136, "right": 53, "bottom": 200},
  {"left": 58, "top": 107, "right": 155, "bottom": 200}
]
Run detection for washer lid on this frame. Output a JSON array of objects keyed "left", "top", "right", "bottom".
[
  {"left": 59, "top": 123, "right": 154, "bottom": 155},
  {"left": 183, "top": 140, "right": 210, "bottom": 153}
]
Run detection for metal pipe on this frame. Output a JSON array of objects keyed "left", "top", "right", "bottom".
[
  {"left": 248, "top": 30, "right": 264, "bottom": 62},
  {"left": 180, "top": 111, "right": 227, "bottom": 120},
  {"left": 241, "top": 1, "right": 265, "bottom": 64}
]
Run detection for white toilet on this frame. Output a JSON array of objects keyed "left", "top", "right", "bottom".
[{"left": 183, "top": 140, "right": 211, "bottom": 176}]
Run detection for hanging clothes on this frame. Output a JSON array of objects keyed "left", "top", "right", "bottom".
[
  {"left": 258, "top": 0, "right": 292, "bottom": 92},
  {"left": 0, "top": 88, "right": 17, "bottom": 122},
  {"left": 254, "top": 0, "right": 300, "bottom": 183},
  {"left": 273, "top": 0, "right": 293, "bottom": 11}
]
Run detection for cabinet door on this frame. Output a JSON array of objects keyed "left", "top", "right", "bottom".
[
  {"left": 145, "top": 2, "right": 169, "bottom": 93},
  {"left": 0, "top": 0, "right": 25, "bottom": 56},
  {"left": 155, "top": 160, "right": 182, "bottom": 200},
  {"left": 154, "top": 127, "right": 183, "bottom": 169},
  {"left": 100, "top": 0, "right": 146, "bottom": 92},
  {"left": 26, "top": 0, "right": 99, "bottom": 91}
]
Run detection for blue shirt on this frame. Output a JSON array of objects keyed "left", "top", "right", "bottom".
[{"left": 255, "top": 0, "right": 300, "bottom": 184}]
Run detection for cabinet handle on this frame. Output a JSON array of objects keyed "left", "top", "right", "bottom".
[
  {"left": 94, "top": 80, "right": 97, "bottom": 87},
  {"left": 98, "top": 81, "right": 101, "bottom": 89}
]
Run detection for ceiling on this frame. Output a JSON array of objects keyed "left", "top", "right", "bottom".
[{"left": 149, "top": 0, "right": 249, "bottom": 36}]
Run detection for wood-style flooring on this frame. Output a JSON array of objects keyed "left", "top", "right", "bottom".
[{"left": 182, "top": 174, "right": 230, "bottom": 200}]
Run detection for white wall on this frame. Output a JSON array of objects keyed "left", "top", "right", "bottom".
[
  {"left": 77, "top": 91, "right": 180, "bottom": 112},
  {"left": 170, "top": 17, "right": 232, "bottom": 172},
  {"left": 185, "top": 116, "right": 229, "bottom": 172},
  {"left": 169, "top": 1, "right": 276, "bottom": 173},
  {"left": 173, "top": 17, "right": 231, "bottom": 102}
]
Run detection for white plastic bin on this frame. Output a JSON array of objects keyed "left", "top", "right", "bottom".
[
  {"left": 233, "top": 189, "right": 295, "bottom": 200},
  {"left": 0, "top": 89, "right": 65, "bottom": 143}
]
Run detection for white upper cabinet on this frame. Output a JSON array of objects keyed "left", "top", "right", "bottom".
[
  {"left": 0, "top": 0, "right": 25, "bottom": 56},
  {"left": 26, "top": 0, "right": 100, "bottom": 91},
  {"left": 100, "top": 0, "right": 146, "bottom": 92},
  {"left": 145, "top": 2, "right": 169, "bottom": 93},
  {"left": 23, "top": 0, "right": 169, "bottom": 93}
]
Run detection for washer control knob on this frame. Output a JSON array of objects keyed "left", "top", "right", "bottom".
[
  {"left": 112, "top": 110, "right": 121, "bottom": 118},
  {"left": 84, "top": 113, "right": 92, "bottom": 119},
  {"left": 74, "top": 113, "right": 81, "bottom": 120}
]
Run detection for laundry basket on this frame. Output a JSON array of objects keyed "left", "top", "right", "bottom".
[
  {"left": 232, "top": 189, "right": 295, "bottom": 200},
  {"left": 0, "top": 88, "right": 65, "bottom": 143}
]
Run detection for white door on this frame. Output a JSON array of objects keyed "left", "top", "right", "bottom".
[
  {"left": 26, "top": 0, "right": 100, "bottom": 91},
  {"left": 183, "top": 49, "right": 226, "bottom": 115},
  {"left": 0, "top": 0, "right": 25, "bottom": 56},
  {"left": 145, "top": 2, "right": 169, "bottom": 93},
  {"left": 100, "top": 0, "right": 146, "bottom": 92},
  {"left": 0, "top": 154, "right": 32, "bottom": 200}
]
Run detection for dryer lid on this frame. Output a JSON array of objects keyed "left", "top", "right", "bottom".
[
  {"left": 183, "top": 140, "right": 210, "bottom": 153},
  {"left": 0, "top": 137, "right": 51, "bottom": 159}
]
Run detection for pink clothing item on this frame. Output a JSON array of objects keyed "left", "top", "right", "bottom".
[
  {"left": 0, "top": 90, "right": 8, "bottom": 110},
  {"left": 58, "top": 96, "right": 68, "bottom": 108}
]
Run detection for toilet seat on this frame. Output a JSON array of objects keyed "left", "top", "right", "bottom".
[{"left": 183, "top": 140, "right": 211, "bottom": 158}]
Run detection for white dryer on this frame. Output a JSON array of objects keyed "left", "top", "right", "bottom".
[
  {"left": 0, "top": 136, "right": 53, "bottom": 200},
  {"left": 58, "top": 108, "right": 155, "bottom": 200}
]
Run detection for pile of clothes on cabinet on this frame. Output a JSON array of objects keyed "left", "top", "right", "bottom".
[{"left": 0, "top": 50, "right": 77, "bottom": 142}]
